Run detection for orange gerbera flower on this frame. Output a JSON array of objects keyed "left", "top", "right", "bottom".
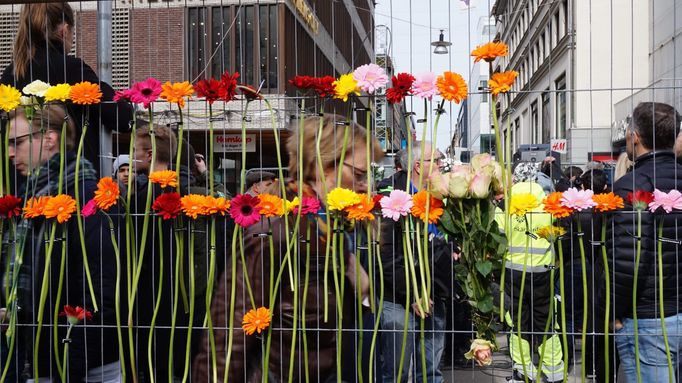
[
  {"left": 471, "top": 41, "right": 509, "bottom": 63},
  {"left": 489, "top": 71, "right": 518, "bottom": 96},
  {"left": 160, "top": 81, "right": 194, "bottom": 108},
  {"left": 256, "top": 193, "right": 285, "bottom": 217},
  {"left": 203, "top": 196, "right": 230, "bottom": 216},
  {"left": 410, "top": 190, "right": 444, "bottom": 224},
  {"left": 344, "top": 194, "right": 375, "bottom": 221},
  {"left": 242, "top": 306, "right": 271, "bottom": 335},
  {"left": 43, "top": 194, "right": 77, "bottom": 223},
  {"left": 23, "top": 196, "right": 50, "bottom": 219},
  {"left": 436, "top": 71, "right": 467, "bottom": 104},
  {"left": 70, "top": 81, "right": 102, "bottom": 105},
  {"left": 94, "top": 177, "right": 120, "bottom": 211},
  {"left": 149, "top": 170, "right": 178, "bottom": 188},
  {"left": 181, "top": 194, "right": 208, "bottom": 219},
  {"left": 593, "top": 192, "right": 624, "bottom": 212},
  {"left": 543, "top": 192, "right": 573, "bottom": 218}
]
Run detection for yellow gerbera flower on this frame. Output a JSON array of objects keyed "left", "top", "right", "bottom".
[
  {"left": 44, "top": 83, "right": 72, "bottom": 103},
  {"left": 333, "top": 74, "right": 360, "bottom": 102},
  {"left": 509, "top": 193, "right": 540, "bottom": 216},
  {"left": 327, "top": 187, "right": 361, "bottom": 211},
  {"left": 536, "top": 225, "right": 566, "bottom": 241},
  {"left": 285, "top": 197, "right": 300, "bottom": 213},
  {"left": 0, "top": 85, "right": 21, "bottom": 112}
]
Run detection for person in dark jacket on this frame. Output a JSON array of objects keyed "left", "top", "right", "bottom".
[
  {"left": 378, "top": 141, "right": 455, "bottom": 383},
  {"left": 1, "top": 3, "right": 132, "bottom": 172},
  {"left": 598, "top": 102, "right": 682, "bottom": 383},
  {"left": 3, "top": 105, "right": 119, "bottom": 381}
]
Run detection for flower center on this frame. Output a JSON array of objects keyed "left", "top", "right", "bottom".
[
  {"left": 241, "top": 205, "right": 253, "bottom": 215},
  {"left": 142, "top": 88, "right": 153, "bottom": 96}
]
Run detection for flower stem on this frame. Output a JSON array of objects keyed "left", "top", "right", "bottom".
[
  {"left": 147, "top": 218, "right": 165, "bottom": 383},
  {"left": 656, "top": 219, "right": 674, "bottom": 383},
  {"left": 167, "top": 224, "right": 185, "bottom": 382},
  {"left": 104, "top": 214, "right": 126, "bottom": 383},
  {"left": 515, "top": 217, "right": 530, "bottom": 383},
  {"left": 181, "top": 221, "right": 197, "bottom": 382},
  {"left": 33, "top": 221, "right": 58, "bottom": 381},
  {"left": 368, "top": 224, "right": 384, "bottom": 381},
  {"left": 300, "top": 222, "right": 312, "bottom": 383},
  {"left": 223, "top": 226, "right": 240, "bottom": 382},
  {"left": 396, "top": 234, "right": 411, "bottom": 381},
  {"left": 74, "top": 119, "right": 98, "bottom": 312},
  {"left": 206, "top": 217, "right": 219, "bottom": 383},
  {"left": 53, "top": 229, "right": 68, "bottom": 381},
  {"left": 600, "top": 219, "right": 611, "bottom": 381},
  {"left": 557, "top": 241, "right": 569, "bottom": 382},
  {"left": 577, "top": 219, "right": 588, "bottom": 383},
  {"left": 633, "top": 210, "right": 643, "bottom": 382},
  {"left": 61, "top": 325, "right": 73, "bottom": 383}
]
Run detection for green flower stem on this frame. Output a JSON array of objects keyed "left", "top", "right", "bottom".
[
  {"left": 633, "top": 209, "right": 643, "bottom": 382},
  {"left": 74, "top": 119, "right": 98, "bottom": 312},
  {"left": 497, "top": 93, "right": 512, "bottom": 321},
  {"left": 168, "top": 222, "right": 185, "bottom": 382},
  {"left": 124, "top": 115, "right": 137, "bottom": 382},
  {"left": 656, "top": 219, "right": 674, "bottom": 382},
  {"left": 396, "top": 233, "right": 411, "bottom": 381},
  {"left": 300, "top": 222, "right": 312, "bottom": 383},
  {"left": 33, "top": 221, "right": 58, "bottom": 381},
  {"left": 52, "top": 229, "right": 68, "bottom": 381},
  {"left": 104, "top": 214, "right": 126, "bottom": 383},
  {"left": 239, "top": 228, "right": 256, "bottom": 309},
  {"left": 536, "top": 251, "right": 556, "bottom": 379},
  {"left": 3, "top": 118, "right": 9, "bottom": 193},
  {"left": 576, "top": 219, "right": 588, "bottom": 383},
  {"left": 206, "top": 217, "right": 219, "bottom": 383},
  {"left": 60, "top": 325, "right": 74, "bottom": 383},
  {"left": 332, "top": 217, "right": 344, "bottom": 383},
  {"left": 354, "top": 230, "right": 365, "bottom": 383},
  {"left": 286, "top": 232, "right": 300, "bottom": 383},
  {"left": 147, "top": 217, "right": 165, "bottom": 383},
  {"left": 174, "top": 107, "right": 185, "bottom": 190},
  {"left": 365, "top": 98, "right": 375, "bottom": 312},
  {"left": 557, "top": 240, "right": 569, "bottom": 382},
  {"left": 223, "top": 226, "right": 240, "bottom": 383},
  {"left": 173, "top": 106, "right": 189, "bottom": 312},
  {"left": 600, "top": 218, "right": 611, "bottom": 380},
  {"left": 181, "top": 222, "right": 197, "bottom": 382},
  {"left": 516, "top": 217, "right": 530, "bottom": 383},
  {"left": 368, "top": 224, "right": 384, "bottom": 380}
]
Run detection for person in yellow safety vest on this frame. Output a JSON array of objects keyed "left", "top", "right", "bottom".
[{"left": 496, "top": 177, "right": 564, "bottom": 383}]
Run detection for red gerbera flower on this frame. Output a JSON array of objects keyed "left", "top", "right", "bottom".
[
  {"left": 195, "top": 78, "right": 223, "bottom": 104},
  {"left": 0, "top": 195, "right": 21, "bottom": 218},
  {"left": 152, "top": 192, "right": 182, "bottom": 220},
  {"left": 130, "top": 77, "right": 162, "bottom": 109},
  {"left": 628, "top": 190, "right": 654, "bottom": 211},
  {"left": 59, "top": 305, "right": 93, "bottom": 326},
  {"left": 372, "top": 195, "right": 384, "bottom": 211},
  {"left": 239, "top": 85, "right": 263, "bottom": 101},
  {"left": 229, "top": 194, "right": 262, "bottom": 228},
  {"left": 386, "top": 73, "right": 415, "bottom": 104},
  {"left": 312, "top": 76, "right": 336, "bottom": 98},
  {"left": 289, "top": 75, "right": 315, "bottom": 91},
  {"left": 113, "top": 88, "right": 134, "bottom": 103},
  {"left": 220, "top": 71, "right": 240, "bottom": 102}
]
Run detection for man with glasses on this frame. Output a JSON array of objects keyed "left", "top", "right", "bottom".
[{"left": 378, "top": 141, "right": 455, "bottom": 383}]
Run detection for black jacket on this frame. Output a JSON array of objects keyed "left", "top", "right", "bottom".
[
  {"left": 598, "top": 151, "right": 682, "bottom": 319},
  {"left": 377, "top": 171, "right": 454, "bottom": 304},
  {"left": 1, "top": 44, "right": 132, "bottom": 169},
  {"left": 3, "top": 152, "right": 118, "bottom": 381}
]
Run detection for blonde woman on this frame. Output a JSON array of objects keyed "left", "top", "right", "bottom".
[{"left": 613, "top": 151, "right": 632, "bottom": 181}]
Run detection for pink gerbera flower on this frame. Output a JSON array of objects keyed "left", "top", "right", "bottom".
[
  {"left": 230, "top": 194, "right": 262, "bottom": 227},
  {"left": 81, "top": 199, "right": 98, "bottom": 218},
  {"left": 352, "top": 64, "right": 389, "bottom": 94},
  {"left": 560, "top": 187, "right": 597, "bottom": 211},
  {"left": 411, "top": 72, "right": 438, "bottom": 100},
  {"left": 130, "top": 77, "right": 162, "bottom": 109},
  {"left": 648, "top": 189, "right": 682, "bottom": 213},
  {"left": 293, "top": 196, "right": 321, "bottom": 215},
  {"left": 113, "top": 88, "right": 134, "bottom": 102},
  {"left": 379, "top": 190, "right": 413, "bottom": 221}
]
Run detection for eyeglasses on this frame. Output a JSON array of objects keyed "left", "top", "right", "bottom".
[
  {"left": 343, "top": 162, "right": 369, "bottom": 182},
  {"left": 421, "top": 155, "right": 445, "bottom": 164},
  {"left": 8, "top": 131, "right": 39, "bottom": 148}
]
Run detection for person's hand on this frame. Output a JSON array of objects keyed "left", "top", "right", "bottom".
[
  {"left": 452, "top": 251, "right": 461, "bottom": 261},
  {"left": 612, "top": 319, "right": 623, "bottom": 331},
  {"left": 411, "top": 298, "right": 433, "bottom": 319},
  {"left": 195, "top": 154, "right": 207, "bottom": 173},
  {"left": 543, "top": 156, "right": 555, "bottom": 164}
]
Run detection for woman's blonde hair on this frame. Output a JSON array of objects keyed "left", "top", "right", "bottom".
[
  {"left": 287, "top": 114, "right": 383, "bottom": 183},
  {"left": 14, "top": 3, "right": 74, "bottom": 79},
  {"left": 613, "top": 151, "right": 632, "bottom": 181},
  {"left": 10, "top": 104, "right": 76, "bottom": 151}
]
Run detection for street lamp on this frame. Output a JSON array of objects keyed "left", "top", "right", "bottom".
[{"left": 431, "top": 29, "right": 452, "bottom": 55}]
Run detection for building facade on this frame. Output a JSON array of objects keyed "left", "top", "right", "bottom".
[{"left": 492, "top": 0, "right": 648, "bottom": 165}]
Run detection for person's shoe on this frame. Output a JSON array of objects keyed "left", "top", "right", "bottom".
[{"left": 506, "top": 370, "right": 534, "bottom": 382}]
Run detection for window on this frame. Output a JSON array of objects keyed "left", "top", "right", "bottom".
[
  {"left": 555, "top": 74, "right": 567, "bottom": 139},
  {"left": 479, "top": 79, "right": 488, "bottom": 103},
  {"left": 188, "top": 5, "right": 278, "bottom": 90},
  {"left": 542, "top": 90, "right": 551, "bottom": 143},
  {"left": 531, "top": 101, "right": 539, "bottom": 143},
  {"left": 514, "top": 117, "right": 521, "bottom": 150}
]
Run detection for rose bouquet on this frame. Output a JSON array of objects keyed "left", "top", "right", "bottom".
[{"left": 431, "top": 153, "right": 507, "bottom": 352}]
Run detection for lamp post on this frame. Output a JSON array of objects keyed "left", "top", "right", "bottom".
[{"left": 431, "top": 29, "right": 452, "bottom": 55}]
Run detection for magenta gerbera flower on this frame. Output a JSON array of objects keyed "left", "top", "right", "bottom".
[
  {"left": 352, "top": 63, "right": 389, "bottom": 94},
  {"left": 293, "top": 196, "right": 321, "bottom": 215},
  {"left": 230, "top": 194, "right": 262, "bottom": 227},
  {"left": 130, "top": 77, "right": 162, "bottom": 109},
  {"left": 113, "top": 88, "right": 134, "bottom": 102}
]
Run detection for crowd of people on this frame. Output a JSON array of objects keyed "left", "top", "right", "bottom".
[{"left": 3, "top": 3, "right": 682, "bottom": 383}]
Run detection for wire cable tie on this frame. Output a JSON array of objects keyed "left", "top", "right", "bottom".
[
  {"left": 658, "top": 237, "right": 682, "bottom": 245},
  {"left": 209, "top": 116, "right": 225, "bottom": 122},
  {"left": 254, "top": 232, "right": 272, "bottom": 238},
  {"left": 590, "top": 240, "right": 605, "bottom": 246},
  {"left": 416, "top": 118, "right": 427, "bottom": 123},
  {"left": 435, "top": 107, "right": 446, "bottom": 115},
  {"left": 525, "top": 231, "right": 538, "bottom": 240},
  {"left": 335, "top": 121, "right": 351, "bottom": 126},
  {"left": 575, "top": 231, "right": 585, "bottom": 237},
  {"left": 403, "top": 112, "right": 416, "bottom": 117}
]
